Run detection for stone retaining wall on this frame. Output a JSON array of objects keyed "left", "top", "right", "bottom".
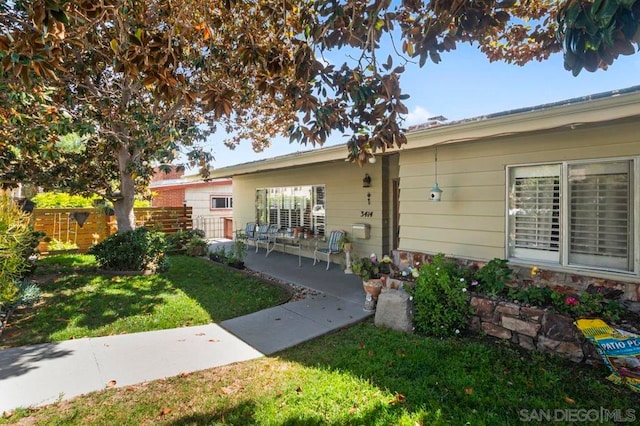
[
  {"left": 391, "top": 250, "right": 639, "bottom": 304},
  {"left": 468, "top": 295, "right": 600, "bottom": 363}
]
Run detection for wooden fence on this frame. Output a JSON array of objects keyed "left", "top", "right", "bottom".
[{"left": 31, "top": 207, "right": 193, "bottom": 254}]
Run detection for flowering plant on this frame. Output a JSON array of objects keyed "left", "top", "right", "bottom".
[
  {"left": 351, "top": 256, "right": 381, "bottom": 281},
  {"left": 408, "top": 253, "right": 472, "bottom": 337}
]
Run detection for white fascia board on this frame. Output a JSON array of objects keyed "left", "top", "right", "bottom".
[{"left": 206, "top": 144, "right": 349, "bottom": 178}]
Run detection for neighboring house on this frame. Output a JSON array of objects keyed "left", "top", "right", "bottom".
[
  {"left": 150, "top": 168, "right": 233, "bottom": 239},
  {"left": 208, "top": 86, "right": 640, "bottom": 302}
]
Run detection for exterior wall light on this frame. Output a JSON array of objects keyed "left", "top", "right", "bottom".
[{"left": 362, "top": 173, "right": 372, "bottom": 188}]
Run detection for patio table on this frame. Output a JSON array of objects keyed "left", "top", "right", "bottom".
[{"left": 265, "top": 232, "right": 324, "bottom": 267}]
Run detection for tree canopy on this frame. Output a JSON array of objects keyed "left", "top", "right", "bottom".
[{"left": 1, "top": 0, "right": 638, "bottom": 230}]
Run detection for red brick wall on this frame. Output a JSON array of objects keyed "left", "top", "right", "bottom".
[
  {"left": 151, "top": 166, "right": 186, "bottom": 207},
  {"left": 152, "top": 188, "right": 185, "bottom": 207},
  {"left": 151, "top": 166, "right": 184, "bottom": 183}
]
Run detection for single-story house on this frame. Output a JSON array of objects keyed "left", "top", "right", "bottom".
[
  {"left": 151, "top": 168, "right": 234, "bottom": 239},
  {"left": 208, "top": 86, "right": 640, "bottom": 303}
]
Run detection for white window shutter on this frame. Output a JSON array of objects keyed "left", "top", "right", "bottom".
[{"left": 568, "top": 161, "right": 632, "bottom": 271}]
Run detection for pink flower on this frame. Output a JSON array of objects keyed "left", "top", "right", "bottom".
[
  {"left": 471, "top": 280, "right": 479, "bottom": 286},
  {"left": 565, "top": 297, "right": 579, "bottom": 306}
]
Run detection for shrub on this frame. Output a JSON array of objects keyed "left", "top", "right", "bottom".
[
  {"left": 184, "top": 237, "right": 209, "bottom": 257},
  {"left": 4, "top": 279, "right": 41, "bottom": 309},
  {"left": 165, "top": 229, "right": 206, "bottom": 253},
  {"left": 550, "top": 291, "right": 624, "bottom": 322},
  {"left": 507, "top": 285, "right": 554, "bottom": 307},
  {"left": 89, "top": 227, "right": 167, "bottom": 272},
  {"left": 474, "top": 258, "right": 512, "bottom": 297},
  {"left": 0, "top": 195, "right": 42, "bottom": 303},
  {"left": 31, "top": 192, "right": 151, "bottom": 208},
  {"left": 226, "top": 238, "right": 247, "bottom": 267},
  {"left": 48, "top": 239, "right": 79, "bottom": 251},
  {"left": 409, "top": 253, "right": 472, "bottom": 337}
]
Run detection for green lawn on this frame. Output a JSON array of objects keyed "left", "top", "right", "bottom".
[
  {"left": 3, "top": 321, "right": 637, "bottom": 425},
  {"left": 0, "top": 255, "right": 291, "bottom": 348}
]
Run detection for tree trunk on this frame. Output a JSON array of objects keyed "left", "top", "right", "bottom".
[{"left": 113, "top": 145, "right": 137, "bottom": 232}]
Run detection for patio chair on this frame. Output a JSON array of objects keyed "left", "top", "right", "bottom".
[
  {"left": 256, "top": 224, "right": 279, "bottom": 254},
  {"left": 247, "top": 223, "right": 270, "bottom": 252},
  {"left": 313, "top": 230, "right": 345, "bottom": 270},
  {"left": 236, "top": 222, "right": 256, "bottom": 241}
]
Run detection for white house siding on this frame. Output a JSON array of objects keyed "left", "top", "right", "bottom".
[
  {"left": 184, "top": 181, "right": 233, "bottom": 238},
  {"left": 398, "top": 117, "right": 640, "bottom": 262},
  {"left": 232, "top": 159, "right": 387, "bottom": 260}
]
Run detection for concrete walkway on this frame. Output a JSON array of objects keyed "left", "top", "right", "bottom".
[{"left": 0, "top": 246, "right": 369, "bottom": 412}]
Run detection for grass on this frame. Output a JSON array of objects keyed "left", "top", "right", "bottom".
[
  {"left": 3, "top": 321, "right": 637, "bottom": 424},
  {"left": 0, "top": 255, "right": 291, "bottom": 348}
]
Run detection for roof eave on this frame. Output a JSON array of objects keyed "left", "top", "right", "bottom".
[{"left": 207, "top": 87, "right": 640, "bottom": 178}]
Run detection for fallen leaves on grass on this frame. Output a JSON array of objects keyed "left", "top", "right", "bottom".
[{"left": 388, "top": 393, "right": 405, "bottom": 404}]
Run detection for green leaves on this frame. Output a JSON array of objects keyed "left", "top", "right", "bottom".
[{"left": 558, "top": 0, "right": 640, "bottom": 75}]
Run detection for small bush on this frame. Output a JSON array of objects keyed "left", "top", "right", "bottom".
[
  {"left": 184, "top": 237, "right": 209, "bottom": 256},
  {"left": 209, "top": 245, "right": 227, "bottom": 263},
  {"left": 409, "top": 253, "right": 471, "bottom": 337},
  {"left": 226, "top": 238, "right": 247, "bottom": 267},
  {"left": 165, "top": 229, "right": 206, "bottom": 252},
  {"left": 474, "top": 258, "right": 512, "bottom": 297},
  {"left": 5, "top": 279, "right": 41, "bottom": 309},
  {"left": 550, "top": 291, "right": 624, "bottom": 322},
  {"left": 48, "top": 239, "right": 79, "bottom": 251},
  {"left": 89, "top": 227, "right": 167, "bottom": 272},
  {"left": 0, "top": 195, "right": 42, "bottom": 303}
]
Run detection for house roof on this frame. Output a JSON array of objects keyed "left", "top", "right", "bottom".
[
  {"left": 150, "top": 176, "right": 231, "bottom": 191},
  {"left": 207, "top": 85, "right": 640, "bottom": 178}
]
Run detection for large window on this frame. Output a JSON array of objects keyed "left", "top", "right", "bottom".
[
  {"left": 508, "top": 159, "right": 637, "bottom": 274},
  {"left": 255, "top": 185, "right": 325, "bottom": 236}
]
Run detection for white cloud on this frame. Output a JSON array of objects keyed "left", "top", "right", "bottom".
[{"left": 404, "top": 105, "right": 432, "bottom": 126}]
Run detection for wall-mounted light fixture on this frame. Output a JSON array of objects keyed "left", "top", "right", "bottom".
[
  {"left": 429, "top": 147, "right": 443, "bottom": 202},
  {"left": 362, "top": 173, "right": 372, "bottom": 188}
]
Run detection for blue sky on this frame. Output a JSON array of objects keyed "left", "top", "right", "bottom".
[{"left": 205, "top": 43, "right": 640, "bottom": 169}]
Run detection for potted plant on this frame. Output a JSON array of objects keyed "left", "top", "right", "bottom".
[
  {"left": 338, "top": 234, "right": 352, "bottom": 252},
  {"left": 352, "top": 255, "right": 383, "bottom": 311}
]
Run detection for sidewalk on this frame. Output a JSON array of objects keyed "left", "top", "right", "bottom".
[{"left": 0, "top": 247, "right": 369, "bottom": 412}]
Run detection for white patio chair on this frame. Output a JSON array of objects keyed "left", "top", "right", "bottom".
[{"left": 313, "top": 230, "right": 345, "bottom": 270}]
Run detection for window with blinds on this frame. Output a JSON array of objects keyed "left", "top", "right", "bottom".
[
  {"left": 568, "top": 161, "right": 632, "bottom": 271},
  {"left": 508, "top": 159, "right": 636, "bottom": 275},
  {"left": 509, "top": 165, "right": 561, "bottom": 263},
  {"left": 255, "top": 185, "right": 326, "bottom": 236}
]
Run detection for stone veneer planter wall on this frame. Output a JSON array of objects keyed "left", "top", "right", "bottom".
[
  {"left": 391, "top": 250, "right": 640, "bottom": 304},
  {"left": 375, "top": 250, "right": 639, "bottom": 362},
  {"left": 468, "top": 295, "right": 600, "bottom": 363}
]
